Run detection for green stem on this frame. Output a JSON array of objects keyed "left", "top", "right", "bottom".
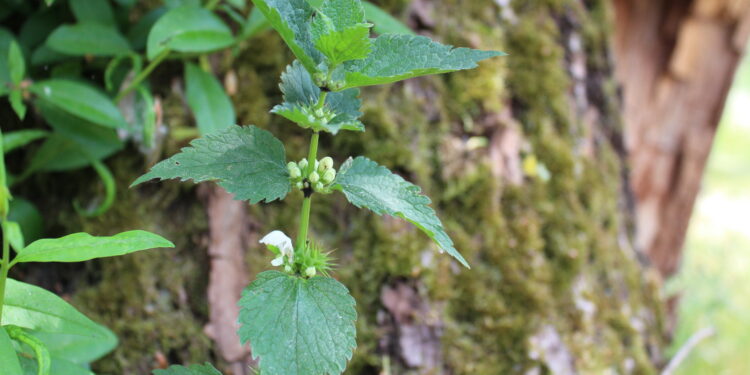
[
  {"left": 0, "top": 220, "right": 10, "bottom": 320},
  {"left": 296, "top": 131, "right": 320, "bottom": 250},
  {"left": 115, "top": 50, "right": 169, "bottom": 103}
]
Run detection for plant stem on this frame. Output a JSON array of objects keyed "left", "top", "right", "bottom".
[
  {"left": 0, "top": 220, "right": 10, "bottom": 319},
  {"left": 296, "top": 131, "right": 320, "bottom": 250},
  {"left": 115, "top": 50, "right": 169, "bottom": 103}
]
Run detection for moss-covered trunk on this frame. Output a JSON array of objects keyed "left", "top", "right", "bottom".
[{"left": 10, "top": 0, "right": 667, "bottom": 374}]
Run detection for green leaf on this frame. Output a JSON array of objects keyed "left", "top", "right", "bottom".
[
  {"left": 250, "top": 0, "right": 322, "bottom": 73},
  {"left": 152, "top": 363, "right": 223, "bottom": 375},
  {"left": 69, "top": 0, "right": 115, "bottom": 25},
  {"left": 1, "top": 279, "right": 117, "bottom": 362},
  {"left": 30, "top": 79, "right": 128, "bottom": 129},
  {"left": 332, "top": 34, "right": 504, "bottom": 90},
  {"left": 5, "top": 221, "right": 25, "bottom": 253},
  {"left": 1, "top": 130, "right": 48, "bottom": 154},
  {"left": 362, "top": 1, "right": 414, "bottom": 35},
  {"left": 12, "top": 230, "right": 174, "bottom": 264},
  {"left": 334, "top": 156, "right": 469, "bottom": 267},
  {"left": 47, "top": 23, "right": 132, "bottom": 56},
  {"left": 127, "top": 7, "right": 167, "bottom": 50},
  {"left": 25, "top": 100, "right": 123, "bottom": 173},
  {"left": 314, "top": 23, "right": 371, "bottom": 66},
  {"left": 19, "top": 355, "right": 94, "bottom": 375},
  {"left": 0, "top": 327, "right": 23, "bottom": 375},
  {"left": 18, "top": 9, "right": 62, "bottom": 52},
  {"left": 271, "top": 61, "right": 364, "bottom": 134},
  {"left": 238, "top": 271, "right": 357, "bottom": 375},
  {"left": 0, "top": 28, "right": 17, "bottom": 94},
  {"left": 239, "top": 6, "right": 271, "bottom": 40},
  {"left": 146, "top": 5, "right": 234, "bottom": 60},
  {"left": 8, "top": 198, "right": 43, "bottom": 244},
  {"left": 8, "top": 40, "right": 24, "bottom": 84},
  {"left": 184, "top": 63, "right": 235, "bottom": 135},
  {"left": 132, "top": 125, "right": 290, "bottom": 204},
  {"left": 309, "top": 0, "right": 371, "bottom": 66},
  {"left": 9, "top": 90, "right": 26, "bottom": 120}
]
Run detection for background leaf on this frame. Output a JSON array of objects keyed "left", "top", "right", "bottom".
[
  {"left": 69, "top": 0, "right": 115, "bottom": 25},
  {"left": 1, "top": 279, "right": 118, "bottom": 362},
  {"left": 146, "top": 5, "right": 234, "bottom": 59},
  {"left": 362, "top": 1, "right": 414, "bottom": 35},
  {"left": 30, "top": 79, "right": 128, "bottom": 129},
  {"left": 13, "top": 230, "right": 174, "bottom": 263},
  {"left": 152, "top": 363, "right": 223, "bottom": 375},
  {"left": 334, "top": 156, "right": 469, "bottom": 267},
  {"left": 133, "top": 125, "right": 290, "bottom": 204},
  {"left": 184, "top": 62, "right": 235, "bottom": 135},
  {"left": 7, "top": 198, "right": 43, "bottom": 244},
  {"left": 47, "top": 23, "right": 132, "bottom": 56},
  {"left": 8, "top": 40, "right": 24, "bottom": 84},
  {"left": 238, "top": 271, "right": 357, "bottom": 375},
  {"left": 0, "top": 130, "right": 47, "bottom": 154},
  {"left": 0, "top": 327, "right": 23, "bottom": 375},
  {"left": 5, "top": 221, "right": 25, "bottom": 253}
]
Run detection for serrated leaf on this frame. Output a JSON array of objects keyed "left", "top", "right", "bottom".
[
  {"left": 334, "top": 156, "right": 469, "bottom": 267},
  {"left": 132, "top": 125, "right": 290, "bottom": 204},
  {"left": 314, "top": 23, "right": 372, "bottom": 66},
  {"left": 30, "top": 79, "right": 128, "bottom": 129},
  {"left": 313, "top": 0, "right": 366, "bottom": 30},
  {"left": 362, "top": 1, "right": 414, "bottom": 35},
  {"left": 1, "top": 130, "right": 47, "bottom": 154},
  {"left": 146, "top": 5, "right": 234, "bottom": 60},
  {"left": 69, "top": 0, "right": 115, "bottom": 25},
  {"left": 0, "top": 327, "right": 23, "bottom": 375},
  {"left": 333, "top": 34, "right": 504, "bottom": 90},
  {"left": 12, "top": 230, "right": 174, "bottom": 264},
  {"left": 184, "top": 63, "right": 235, "bottom": 135},
  {"left": 1, "top": 279, "right": 118, "bottom": 362},
  {"left": 271, "top": 61, "right": 364, "bottom": 134},
  {"left": 238, "top": 271, "right": 357, "bottom": 375},
  {"left": 250, "top": 0, "right": 322, "bottom": 73},
  {"left": 47, "top": 23, "right": 132, "bottom": 57},
  {"left": 152, "top": 363, "right": 223, "bottom": 375}
]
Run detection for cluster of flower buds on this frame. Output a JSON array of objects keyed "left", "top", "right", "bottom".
[{"left": 287, "top": 156, "right": 337, "bottom": 193}]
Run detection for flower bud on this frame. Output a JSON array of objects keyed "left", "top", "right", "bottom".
[
  {"left": 314, "top": 182, "right": 324, "bottom": 191},
  {"left": 309, "top": 171, "right": 320, "bottom": 184},
  {"left": 322, "top": 169, "right": 336, "bottom": 184},
  {"left": 287, "top": 162, "right": 301, "bottom": 179},
  {"left": 319, "top": 157, "right": 334, "bottom": 171},
  {"left": 305, "top": 267, "right": 317, "bottom": 278},
  {"left": 284, "top": 265, "right": 293, "bottom": 273},
  {"left": 296, "top": 181, "right": 304, "bottom": 190},
  {"left": 298, "top": 158, "right": 308, "bottom": 171}
]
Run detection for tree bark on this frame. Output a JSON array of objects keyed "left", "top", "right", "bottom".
[
  {"left": 613, "top": 0, "right": 750, "bottom": 276},
  {"left": 6, "top": 0, "right": 686, "bottom": 374}
]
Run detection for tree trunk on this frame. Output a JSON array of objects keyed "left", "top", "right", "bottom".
[
  {"left": 613, "top": 0, "right": 750, "bottom": 276},
  {"left": 8, "top": 0, "right": 681, "bottom": 374}
]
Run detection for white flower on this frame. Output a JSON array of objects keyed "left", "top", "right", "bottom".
[{"left": 260, "top": 230, "right": 294, "bottom": 266}]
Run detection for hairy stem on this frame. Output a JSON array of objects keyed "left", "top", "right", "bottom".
[
  {"left": 296, "top": 131, "right": 320, "bottom": 250},
  {"left": 115, "top": 50, "right": 169, "bottom": 103}
]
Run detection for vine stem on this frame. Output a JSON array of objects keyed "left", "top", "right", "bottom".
[{"left": 114, "top": 50, "right": 169, "bottom": 103}]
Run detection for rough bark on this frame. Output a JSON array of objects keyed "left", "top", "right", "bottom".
[
  {"left": 6, "top": 0, "right": 673, "bottom": 374},
  {"left": 613, "top": 0, "right": 750, "bottom": 276}
]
